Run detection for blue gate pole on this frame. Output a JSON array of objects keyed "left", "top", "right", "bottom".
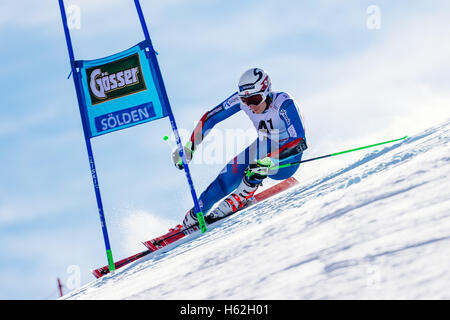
[
  {"left": 133, "top": 0, "right": 206, "bottom": 231},
  {"left": 58, "top": 0, "right": 116, "bottom": 272}
]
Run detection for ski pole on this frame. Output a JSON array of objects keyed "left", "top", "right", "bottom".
[
  {"left": 270, "top": 135, "right": 408, "bottom": 171},
  {"left": 163, "top": 135, "right": 207, "bottom": 232}
]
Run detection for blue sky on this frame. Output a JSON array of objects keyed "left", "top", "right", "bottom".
[{"left": 1, "top": 0, "right": 449, "bottom": 299}]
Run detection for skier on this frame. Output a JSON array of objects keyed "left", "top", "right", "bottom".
[{"left": 172, "top": 68, "right": 307, "bottom": 230}]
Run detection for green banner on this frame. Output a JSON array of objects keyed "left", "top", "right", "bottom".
[{"left": 86, "top": 53, "right": 147, "bottom": 105}]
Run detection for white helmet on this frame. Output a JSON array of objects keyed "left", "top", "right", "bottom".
[{"left": 238, "top": 68, "right": 271, "bottom": 106}]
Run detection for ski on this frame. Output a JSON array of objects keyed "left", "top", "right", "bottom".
[
  {"left": 90, "top": 176, "right": 299, "bottom": 278},
  {"left": 91, "top": 250, "right": 151, "bottom": 278},
  {"left": 145, "top": 176, "right": 300, "bottom": 246}
]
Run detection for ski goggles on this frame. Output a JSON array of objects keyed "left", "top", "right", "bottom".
[{"left": 239, "top": 93, "right": 264, "bottom": 106}]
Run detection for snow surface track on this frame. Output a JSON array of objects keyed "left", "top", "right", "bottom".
[{"left": 64, "top": 119, "right": 450, "bottom": 299}]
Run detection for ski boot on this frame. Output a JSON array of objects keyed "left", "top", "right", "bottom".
[
  {"left": 182, "top": 208, "right": 201, "bottom": 234},
  {"left": 205, "top": 157, "right": 273, "bottom": 224}
]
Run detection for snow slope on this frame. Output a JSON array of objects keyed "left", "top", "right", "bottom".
[{"left": 63, "top": 119, "right": 450, "bottom": 299}]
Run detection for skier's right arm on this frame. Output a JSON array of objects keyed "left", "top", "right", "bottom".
[{"left": 172, "top": 93, "right": 241, "bottom": 169}]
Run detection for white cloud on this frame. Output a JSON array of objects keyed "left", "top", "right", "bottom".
[
  {"left": 263, "top": 10, "right": 450, "bottom": 153},
  {"left": 0, "top": 188, "right": 85, "bottom": 227},
  {"left": 0, "top": 105, "right": 65, "bottom": 137}
]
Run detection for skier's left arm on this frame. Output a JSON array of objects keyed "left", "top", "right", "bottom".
[
  {"left": 272, "top": 99, "right": 308, "bottom": 160},
  {"left": 172, "top": 93, "right": 241, "bottom": 169}
]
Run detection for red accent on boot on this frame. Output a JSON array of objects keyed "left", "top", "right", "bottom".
[
  {"left": 231, "top": 193, "right": 245, "bottom": 208},
  {"left": 225, "top": 198, "right": 238, "bottom": 212}
]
